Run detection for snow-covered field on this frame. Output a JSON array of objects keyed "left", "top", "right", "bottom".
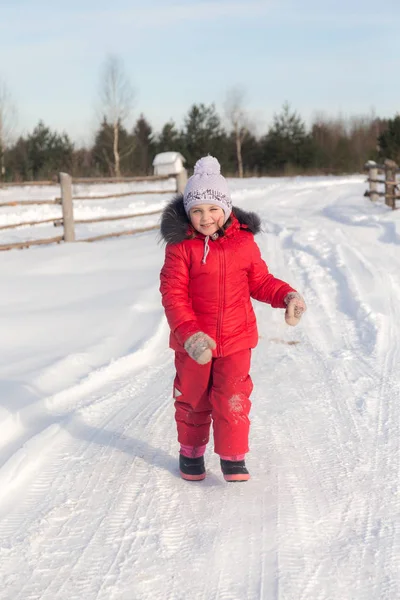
[{"left": 0, "top": 175, "right": 399, "bottom": 600}]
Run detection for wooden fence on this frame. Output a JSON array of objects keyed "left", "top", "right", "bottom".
[
  {"left": 0, "top": 171, "right": 187, "bottom": 251},
  {"left": 364, "top": 159, "right": 399, "bottom": 210}
]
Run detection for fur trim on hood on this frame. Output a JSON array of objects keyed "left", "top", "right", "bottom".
[{"left": 160, "top": 194, "right": 261, "bottom": 244}]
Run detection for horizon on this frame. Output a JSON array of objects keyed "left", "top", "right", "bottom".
[{"left": 1, "top": 0, "right": 400, "bottom": 145}]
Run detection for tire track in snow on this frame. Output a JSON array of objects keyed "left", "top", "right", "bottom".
[
  {"left": 282, "top": 222, "right": 400, "bottom": 598},
  {"left": 0, "top": 314, "right": 169, "bottom": 516},
  {"left": 252, "top": 212, "right": 399, "bottom": 598},
  {"left": 323, "top": 238, "right": 400, "bottom": 599},
  {"left": 0, "top": 316, "right": 176, "bottom": 600},
  {"left": 0, "top": 355, "right": 175, "bottom": 600},
  {"left": 1, "top": 346, "right": 254, "bottom": 600},
  {"left": 250, "top": 233, "right": 346, "bottom": 598},
  {"left": 353, "top": 267, "right": 400, "bottom": 600}
]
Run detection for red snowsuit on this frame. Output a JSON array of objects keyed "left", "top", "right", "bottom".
[{"left": 159, "top": 196, "right": 295, "bottom": 456}]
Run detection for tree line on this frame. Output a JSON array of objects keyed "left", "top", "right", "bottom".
[{"left": 1, "top": 57, "right": 400, "bottom": 182}]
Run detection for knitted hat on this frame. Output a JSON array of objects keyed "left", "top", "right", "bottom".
[{"left": 183, "top": 156, "right": 232, "bottom": 223}]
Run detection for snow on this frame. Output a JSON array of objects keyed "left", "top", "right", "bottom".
[{"left": 0, "top": 175, "right": 399, "bottom": 599}]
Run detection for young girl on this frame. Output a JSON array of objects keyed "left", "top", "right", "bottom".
[{"left": 160, "top": 156, "right": 306, "bottom": 482}]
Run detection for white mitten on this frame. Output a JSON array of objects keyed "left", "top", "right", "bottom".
[
  {"left": 284, "top": 292, "right": 307, "bottom": 326},
  {"left": 184, "top": 332, "right": 216, "bottom": 364}
]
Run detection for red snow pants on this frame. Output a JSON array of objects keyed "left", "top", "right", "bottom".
[{"left": 173, "top": 349, "right": 253, "bottom": 456}]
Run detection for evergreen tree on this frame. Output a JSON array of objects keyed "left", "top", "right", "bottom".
[
  {"left": 156, "top": 120, "right": 181, "bottom": 154},
  {"left": 378, "top": 115, "right": 400, "bottom": 164},
  {"left": 261, "top": 103, "right": 315, "bottom": 173},
  {"left": 132, "top": 114, "right": 155, "bottom": 175},
  {"left": 22, "top": 121, "right": 73, "bottom": 180},
  {"left": 181, "top": 104, "right": 228, "bottom": 171}
]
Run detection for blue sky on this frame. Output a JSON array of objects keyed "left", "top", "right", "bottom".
[{"left": 1, "top": 0, "right": 399, "bottom": 144}]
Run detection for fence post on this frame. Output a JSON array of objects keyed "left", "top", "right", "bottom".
[
  {"left": 384, "top": 159, "right": 398, "bottom": 210},
  {"left": 59, "top": 172, "right": 75, "bottom": 241},
  {"left": 366, "top": 161, "right": 379, "bottom": 202},
  {"left": 176, "top": 169, "right": 188, "bottom": 195}
]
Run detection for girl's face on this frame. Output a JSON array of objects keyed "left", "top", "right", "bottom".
[{"left": 189, "top": 204, "right": 225, "bottom": 236}]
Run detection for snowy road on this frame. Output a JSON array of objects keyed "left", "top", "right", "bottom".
[{"left": 0, "top": 176, "right": 399, "bottom": 599}]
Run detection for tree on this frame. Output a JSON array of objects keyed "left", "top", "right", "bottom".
[
  {"left": 4, "top": 121, "right": 74, "bottom": 181},
  {"left": 132, "top": 114, "right": 155, "bottom": 175},
  {"left": 224, "top": 86, "right": 249, "bottom": 177},
  {"left": 310, "top": 114, "right": 386, "bottom": 173},
  {"left": 99, "top": 55, "right": 135, "bottom": 177},
  {"left": 92, "top": 118, "right": 133, "bottom": 176},
  {"left": 181, "top": 104, "right": 228, "bottom": 170},
  {"left": 0, "top": 79, "right": 17, "bottom": 180},
  {"left": 5, "top": 136, "right": 29, "bottom": 181},
  {"left": 239, "top": 132, "right": 262, "bottom": 176},
  {"left": 378, "top": 115, "right": 400, "bottom": 165},
  {"left": 311, "top": 116, "right": 338, "bottom": 171},
  {"left": 71, "top": 147, "right": 94, "bottom": 178},
  {"left": 261, "top": 103, "right": 315, "bottom": 172},
  {"left": 27, "top": 121, "right": 73, "bottom": 180},
  {"left": 156, "top": 120, "right": 181, "bottom": 154}
]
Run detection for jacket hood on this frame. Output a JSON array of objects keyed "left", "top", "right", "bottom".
[{"left": 160, "top": 194, "right": 261, "bottom": 244}]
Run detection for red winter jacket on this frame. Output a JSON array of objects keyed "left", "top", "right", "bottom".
[{"left": 159, "top": 196, "right": 296, "bottom": 357}]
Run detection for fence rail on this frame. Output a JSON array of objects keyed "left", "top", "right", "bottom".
[
  {"left": 53, "top": 209, "right": 163, "bottom": 227},
  {"left": 0, "top": 180, "right": 55, "bottom": 187},
  {"left": 0, "top": 235, "right": 64, "bottom": 252},
  {"left": 0, "top": 199, "right": 61, "bottom": 207},
  {"left": 70, "top": 189, "right": 172, "bottom": 201},
  {"left": 0, "top": 170, "right": 187, "bottom": 251},
  {"left": 72, "top": 175, "right": 171, "bottom": 184},
  {"left": 0, "top": 217, "right": 60, "bottom": 231},
  {"left": 364, "top": 159, "right": 399, "bottom": 209}
]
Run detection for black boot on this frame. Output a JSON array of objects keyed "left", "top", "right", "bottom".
[
  {"left": 179, "top": 454, "right": 206, "bottom": 481},
  {"left": 220, "top": 459, "right": 250, "bottom": 482}
]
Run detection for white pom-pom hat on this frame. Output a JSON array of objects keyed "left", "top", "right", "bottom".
[{"left": 183, "top": 156, "right": 232, "bottom": 223}]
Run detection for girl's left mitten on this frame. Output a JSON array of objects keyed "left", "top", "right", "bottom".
[{"left": 284, "top": 292, "right": 307, "bottom": 326}]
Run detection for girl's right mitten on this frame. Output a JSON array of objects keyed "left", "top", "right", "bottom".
[{"left": 184, "top": 332, "right": 216, "bottom": 364}]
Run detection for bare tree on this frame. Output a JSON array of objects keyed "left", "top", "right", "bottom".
[
  {"left": 311, "top": 111, "right": 385, "bottom": 172},
  {"left": 225, "top": 86, "right": 249, "bottom": 178},
  {"left": 0, "top": 79, "right": 17, "bottom": 180},
  {"left": 99, "top": 55, "right": 134, "bottom": 178}
]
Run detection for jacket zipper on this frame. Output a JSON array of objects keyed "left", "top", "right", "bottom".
[{"left": 216, "top": 242, "right": 226, "bottom": 356}]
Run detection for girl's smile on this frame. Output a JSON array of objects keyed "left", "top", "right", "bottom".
[{"left": 189, "top": 204, "right": 225, "bottom": 236}]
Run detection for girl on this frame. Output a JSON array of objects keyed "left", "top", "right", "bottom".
[{"left": 160, "top": 156, "right": 306, "bottom": 482}]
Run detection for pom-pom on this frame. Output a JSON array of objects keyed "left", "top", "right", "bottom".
[{"left": 194, "top": 155, "right": 221, "bottom": 176}]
